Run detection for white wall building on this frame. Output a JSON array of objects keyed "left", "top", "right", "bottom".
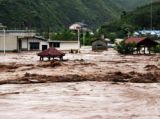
[
  {"left": 134, "top": 30, "right": 160, "bottom": 37},
  {"left": 18, "top": 36, "right": 49, "bottom": 51},
  {"left": 49, "top": 40, "right": 79, "bottom": 51},
  {"left": 0, "top": 30, "right": 81, "bottom": 52},
  {"left": 0, "top": 30, "right": 48, "bottom": 52}
]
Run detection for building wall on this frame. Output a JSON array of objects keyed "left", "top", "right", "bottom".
[
  {"left": 59, "top": 42, "right": 79, "bottom": 50},
  {"left": 49, "top": 41, "right": 79, "bottom": 50},
  {"left": 40, "top": 41, "right": 49, "bottom": 51},
  {"left": 0, "top": 31, "right": 36, "bottom": 52},
  {"left": 21, "top": 39, "right": 28, "bottom": 50},
  {"left": 0, "top": 30, "right": 36, "bottom": 37},
  {"left": 21, "top": 38, "right": 49, "bottom": 51},
  {"left": 0, "top": 35, "right": 17, "bottom": 51},
  {"left": 92, "top": 40, "right": 108, "bottom": 51}
]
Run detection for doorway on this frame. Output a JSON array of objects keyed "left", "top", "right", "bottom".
[{"left": 42, "top": 45, "right": 48, "bottom": 51}]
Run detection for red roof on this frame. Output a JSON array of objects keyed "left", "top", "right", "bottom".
[
  {"left": 125, "top": 37, "right": 146, "bottom": 44},
  {"left": 38, "top": 48, "right": 65, "bottom": 57}
]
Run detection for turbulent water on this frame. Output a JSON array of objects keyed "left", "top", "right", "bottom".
[{"left": 0, "top": 82, "right": 160, "bottom": 119}]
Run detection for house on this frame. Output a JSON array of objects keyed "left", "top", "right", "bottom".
[
  {"left": 92, "top": 39, "right": 108, "bottom": 51},
  {"left": 69, "top": 22, "right": 88, "bottom": 30},
  {"left": 0, "top": 30, "right": 48, "bottom": 52},
  {"left": 125, "top": 37, "right": 158, "bottom": 54},
  {"left": 18, "top": 36, "right": 48, "bottom": 51},
  {"left": 49, "top": 40, "right": 79, "bottom": 51},
  {"left": 69, "top": 22, "right": 92, "bottom": 34}
]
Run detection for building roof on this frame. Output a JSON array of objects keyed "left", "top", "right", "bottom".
[
  {"left": 18, "top": 36, "right": 47, "bottom": 41},
  {"left": 92, "top": 39, "right": 108, "bottom": 44},
  {"left": 49, "top": 40, "right": 78, "bottom": 43},
  {"left": 69, "top": 22, "right": 88, "bottom": 30},
  {"left": 125, "top": 37, "right": 158, "bottom": 46},
  {"left": 37, "top": 48, "right": 65, "bottom": 57},
  {"left": 125, "top": 37, "right": 146, "bottom": 44}
]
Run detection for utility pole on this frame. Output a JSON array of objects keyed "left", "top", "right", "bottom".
[
  {"left": 77, "top": 28, "right": 80, "bottom": 53},
  {"left": 0, "top": 23, "right": 7, "bottom": 55},
  {"left": 150, "top": 0, "right": 153, "bottom": 30},
  {"left": 83, "top": 29, "right": 86, "bottom": 46},
  {"left": 3, "top": 28, "right": 6, "bottom": 55}
]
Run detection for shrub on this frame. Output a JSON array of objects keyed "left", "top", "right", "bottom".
[
  {"left": 151, "top": 45, "right": 160, "bottom": 53},
  {"left": 115, "top": 41, "right": 136, "bottom": 54}
]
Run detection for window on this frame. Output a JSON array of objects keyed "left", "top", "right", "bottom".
[
  {"left": 30, "top": 42, "right": 40, "bottom": 50},
  {"left": 53, "top": 42, "right": 60, "bottom": 48}
]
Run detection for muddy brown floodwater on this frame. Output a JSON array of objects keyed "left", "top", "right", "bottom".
[
  {"left": 0, "top": 82, "right": 160, "bottom": 119},
  {"left": 0, "top": 49, "right": 160, "bottom": 119}
]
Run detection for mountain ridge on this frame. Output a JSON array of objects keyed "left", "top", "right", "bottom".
[{"left": 0, "top": 0, "right": 157, "bottom": 31}]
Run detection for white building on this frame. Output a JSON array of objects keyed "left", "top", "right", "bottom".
[
  {"left": 18, "top": 36, "right": 49, "bottom": 51},
  {"left": 134, "top": 30, "right": 160, "bottom": 37},
  {"left": 0, "top": 30, "right": 48, "bottom": 52},
  {"left": 49, "top": 40, "right": 79, "bottom": 51},
  {"left": 0, "top": 30, "right": 81, "bottom": 52},
  {"left": 114, "top": 38, "right": 124, "bottom": 44},
  {"left": 69, "top": 22, "right": 88, "bottom": 30}
]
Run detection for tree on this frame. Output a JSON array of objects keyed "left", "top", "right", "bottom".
[
  {"left": 107, "top": 32, "right": 117, "bottom": 43},
  {"left": 50, "top": 30, "right": 77, "bottom": 41},
  {"left": 115, "top": 41, "right": 136, "bottom": 54}
]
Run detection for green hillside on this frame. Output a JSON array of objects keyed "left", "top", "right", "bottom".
[
  {"left": 100, "top": 1, "right": 160, "bottom": 39},
  {"left": 125, "top": 1, "right": 160, "bottom": 29},
  {"left": 108, "top": 0, "right": 157, "bottom": 11},
  {"left": 0, "top": 0, "right": 156, "bottom": 31}
]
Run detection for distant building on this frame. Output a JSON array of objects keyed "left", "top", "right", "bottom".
[
  {"left": 114, "top": 38, "right": 124, "bottom": 44},
  {"left": 18, "top": 36, "right": 48, "bottom": 51},
  {"left": 134, "top": 30, "right": 160, "bottom": 37},
  {"left": 125, "top": 37, "right": 158, "bottom": 54},
  {"left": 69, "top": 22, "right": 92, "bottom": 34},
  {"left": 0, "top": 30, "right": 48, "bottom": 52},
  {"left": 69, "top": 22, "right": 88, "bottom": 30},
  {"left": 92, "top": 39, "right": 108, "bottom": 51},
  {"left": 49, "top": 40, "right": 79, "bottom": 51}
]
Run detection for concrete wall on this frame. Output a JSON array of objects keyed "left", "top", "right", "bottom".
[
  {"left": 49, "top": 41, "right": 78, "bottom": 50},
  {"left": 22, "top": 39, "right": 28, "bottom": 50},
  {"left": 0, "top": 31, "right": 36, "bottom": 52},
  {"left": 0, "top": 35, "right": 17, "bottom": 51},
  {"left": 40, "top": 41, "right": 49, "bottom": 51},
  {"left": 92, "top": 40, "right": 108, "bottom": 51},
  {"left": 21, "top": 38, "right": 49, "bottom": 51},
  {"left": 59, "top": 42, "right": 79, "bottom": 50},
  {"left": 0, "top": 30, "right": 36, "bottom": 37}
]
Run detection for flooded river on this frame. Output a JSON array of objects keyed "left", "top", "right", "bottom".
[{"left": 0, "top": 82, "right": 160, "bottom": 119}]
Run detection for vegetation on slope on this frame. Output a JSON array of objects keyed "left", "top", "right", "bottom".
[
  {"left": 108, "top": 0, "right": 158, "bottom": 11},
  {"left": 0, "top": 0, "right": 156, "bottom": 32},
  {"left": 0, "top": 0, "right": 117, "bottom": 31},
  {"left": 99, "top": 1, "right": 160, "bottom": 39}
]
